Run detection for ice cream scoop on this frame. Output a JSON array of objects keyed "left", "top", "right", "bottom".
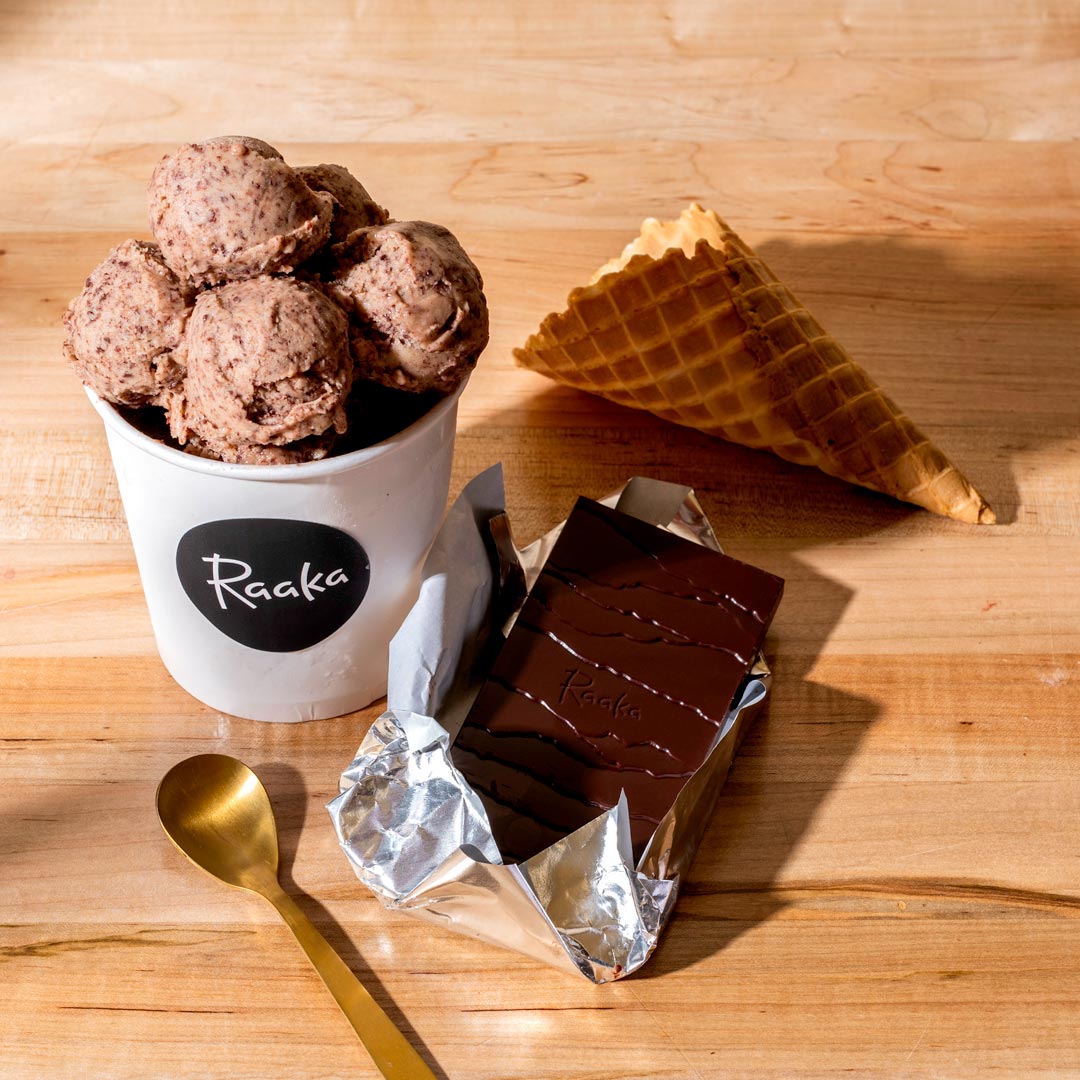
[
  {"left": 67, "top": 134, "right": 489, "bottom": 466},
  {"left": 149, "top": 137, "right": 333, "bottom": 285},
  {"left": 297, "top": 163, "right": 388, "bottom": 243},
  {"left": 328, "top": 220, "right": 488, "bottom": 394},
  {"left": 64, "top": 239, "right": 192, "bottom": 407},
  {"left": 167, "top": 276, "right": 352, "bottom": 463}
]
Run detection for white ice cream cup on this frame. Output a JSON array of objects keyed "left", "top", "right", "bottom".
[{"left": 86, "top": 384, "right": 463, "bottom": 722}]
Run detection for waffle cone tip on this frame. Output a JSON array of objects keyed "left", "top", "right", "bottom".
[{"left": 950, "top": 492, "right": 997, "bottom": 525}]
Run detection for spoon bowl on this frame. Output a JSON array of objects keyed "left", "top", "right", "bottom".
[
  {"left": 156, "top": 753, "right": 435, "bottom": 1080},
  {"left": 157, "top": 754, "right": 279, "bottom": 891}
]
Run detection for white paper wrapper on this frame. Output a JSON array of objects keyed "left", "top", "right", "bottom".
[{"left": 328, "top": 466, "right": 772, "bottom": 981}]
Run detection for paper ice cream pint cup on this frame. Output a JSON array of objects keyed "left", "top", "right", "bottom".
[{"left": 86, "top": 384, "right": 464, "bottom": 722}]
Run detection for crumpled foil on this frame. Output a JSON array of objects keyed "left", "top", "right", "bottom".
[{"left": 328, "top": 465, "right": 772, "bottom": 983}]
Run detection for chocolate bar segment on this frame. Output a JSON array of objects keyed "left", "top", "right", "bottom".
[{"left": 452, "top": 497, "right": 784, "bottom": 863}]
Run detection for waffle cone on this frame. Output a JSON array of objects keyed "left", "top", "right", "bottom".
[{"left": 514, "top": 205, "right": 994, "bottom": 524}]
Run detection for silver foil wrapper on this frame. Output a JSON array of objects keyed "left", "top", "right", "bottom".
[{"left": 328, "top": 466, "right": 772, "bottom": 983}]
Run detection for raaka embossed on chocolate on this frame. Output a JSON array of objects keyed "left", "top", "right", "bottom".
[{"left": 452, "top": 496, "right": 785, "bottom": 863}]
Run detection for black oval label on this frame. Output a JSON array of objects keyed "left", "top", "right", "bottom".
[{"left": 176, "top": 519, "right": 370, "bottom": 653}]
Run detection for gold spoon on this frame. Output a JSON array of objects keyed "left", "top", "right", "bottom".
[{"left": 156, "top": 753, "right": 436, "bottom": 1079}]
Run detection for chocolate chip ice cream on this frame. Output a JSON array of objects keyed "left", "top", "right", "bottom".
[
  {"left": 166, "top": 277, "right": 352, "bottom": 463},
  {"left": 296, "top": 163, "right": 389, "bottom": 243},
  {"left": 67, "top": 135, "right": 489, "bottom": 465},
  {"left": 328, "top": 220, "right": 489, "bottom": 393},
  {"left": 149, "top": 137, "right": 333, "bottom": 286},
  {"left": 179, "top": 428, "right": 339, "bottom": 465},
  {"left": 63, "top": 239, "right": 192, "bottom": 407}
]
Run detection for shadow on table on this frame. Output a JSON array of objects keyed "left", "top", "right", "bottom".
[
  {"left": 752, "top": 230, "right": 1080, "bottom": 527},
  {"left": 460, "top": 390, "right": 886, "bottom": 978},
  {"left": 255, "top": 761, "right": 448, "bottom": 1080},
  {"left": 636, "top": 561, "right": 875, "bottom": 979},
  {"left": 456, "top": 224, "right": 1080, "bottom": 976},
  {"left": 635, "top": 227, "right": 1077, "bottom": 972}
]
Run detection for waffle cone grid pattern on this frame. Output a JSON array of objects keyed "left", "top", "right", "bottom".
[{"left": 514, "top": 223, "right": 993, "bottom": 523}]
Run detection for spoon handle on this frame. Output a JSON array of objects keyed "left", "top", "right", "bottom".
[{"left": 266, "top": 884, "right": 437, "bottom": 1079}]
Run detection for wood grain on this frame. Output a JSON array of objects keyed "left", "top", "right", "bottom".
[
  {"left": 2, "top": 2, "right": 1078, "bottom": 1077},
  {"left": 3, "top": 1, "right": 1080, "bottom": 62}
]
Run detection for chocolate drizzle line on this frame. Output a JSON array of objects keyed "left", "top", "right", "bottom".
[
  {"left": 538, "top": 565, "right": 751, "bottom": 658},
  {"left": 567, "top": 499, "right": 771, "bottom": 623},
  {"left": 514, "top": 618, "right": 728, "bottom": 728}
]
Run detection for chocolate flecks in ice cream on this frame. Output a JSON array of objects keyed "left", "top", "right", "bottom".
[
  {"left": 328, "top": 220, "right": 489, "bottom": 393},
  {"left": 296, "top": 163, "right": 389, "bottom": 243},
  {"left": 63, "top": 239, "right": 192, "bottom": 407},
  {"left": 180, "top": 428, "right": 339, "bottom": 465},
  {"left": 148, "top": 137, "right": 333, "bottom": 286},
  {"left": 165, "top": 276, "right": 352, "bottom": 463},
  {"left": 200, "top": 135, "right": 284, "bottom": 160},
  {"left": 67, "top": 135, "right": 488, "bottom": 465}
]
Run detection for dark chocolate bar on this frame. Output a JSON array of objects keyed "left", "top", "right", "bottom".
[{"left": 452, "top": 497, "right": 784, "bottom": 863}]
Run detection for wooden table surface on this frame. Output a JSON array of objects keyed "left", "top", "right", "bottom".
[{"left": 3, "top": 3, "right": 1079, "bottom": 1077}]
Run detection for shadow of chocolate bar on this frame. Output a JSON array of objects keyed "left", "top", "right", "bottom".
[{"left": 452, "top": 496, "right": 784, "bottom": 863}]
